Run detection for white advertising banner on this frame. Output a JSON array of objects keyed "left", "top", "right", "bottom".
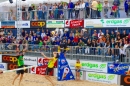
[
  {"left": 23, "top": 56, "right": 38, "bottom": 66},
  {"left": 84, "top": 18, "right": 130, "bottom": 28},
  {"left": 30, "top": 66, "right": 36, "bottom": 74},
  {"left": 102, "top": 18, "right": 130, "bottom": 27},
  {"left": 84, "top": 19, "right": 103, "bottom": 28},
  {"left": 15, "top": 21, "right": 30, "bottom": 28},
  {"left": 86, "top": 72, "right": 118, "bottom": 84},
  {"left": 67, "top": 59, "right": 107, "bottom": 73},
  {"left": 0, "top": 63, "right": 7, "bottom": 70}
]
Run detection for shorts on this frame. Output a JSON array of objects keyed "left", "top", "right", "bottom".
[
  {"left": 16, "top": 65, "right": 24, "bottom": 74},
  {"left": 75, "top": 69, "right": 80, "bottom": 72},
  {"left": 45, "top": 67, "right": 53, "bottom": 75}
]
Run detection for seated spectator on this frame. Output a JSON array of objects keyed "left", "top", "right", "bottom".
[{"left": 76, "top": 39, "right": 85, "bottom": 54}]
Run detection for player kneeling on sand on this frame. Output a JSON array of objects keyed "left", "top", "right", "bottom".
[{"left": 41, "top": 52, "right": 59, "bottom": 86}]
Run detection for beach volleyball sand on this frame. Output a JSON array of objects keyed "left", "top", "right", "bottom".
[{"left": 0, "top": 72, "right": 118, "bottom": 86}]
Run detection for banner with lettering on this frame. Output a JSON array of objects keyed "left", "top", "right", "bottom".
[
  {"left": 46, "top": 20, "right": 64, "bottom": 28},
  {"left": 57, "top": 52, "right": 75, "bottom": 81},
  {"left": 107, "top": 63, "right": 130, "bottom": 75}
]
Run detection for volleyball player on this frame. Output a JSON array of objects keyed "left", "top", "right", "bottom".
[
  {"left": 41, "top": 52, "right": 59, "bottom": 86},
  {"left": 12, "top": 46, "right": 27, "bottom": 86}
]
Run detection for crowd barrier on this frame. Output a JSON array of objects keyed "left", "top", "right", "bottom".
[
  {"left": 0, "top": 43, "right": 130, "bottom": 63},
  {"left": 0, "top": 54, "right": 130, "bottom": 86},
  {"left": 0, "top": 6, "right": 129, "bottom": 21}
]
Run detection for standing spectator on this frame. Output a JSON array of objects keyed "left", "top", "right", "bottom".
[
  {"left": 58, "top": 3, "right": 64, "bottom": 19},
  {"left": 91, "top": 0, "right": 98, "bottom": 19},
  {"left": 85, "top": 0, "right": 90, "bottom": 18},
  {"left": 75, "top": 2, "right": 80, "bottom": 19},
  {"left": 68, "top": 0, "right": 74, "bottom": 19},
  {"left": 111, "top": 3, "right": 118, "bottom": 18},
  {"left": 97, "top": 1, "right": 102, "bottom": 19},
  {"left": 42, "top": 3, "right": 48, "bottom": 20},
  {"left": 28, "top": 5, "right": 34, "bottom": 20},
  {"left": 110, "top": 38, "right": 115, "bottom": 55},
  {"left": 79, "top": 0, "right": 85, "bottom": 19},
  {"left": 22, "top": 6, "right": 27, "bottom": 20},
  {"left": 113, "top": 0, "right": 120, "bottom": 18},
  {"left": 121, "top": 30, "right": 128, "bottom": 39},
  {"left": 37, "top": 3, "right": 43, "bottom": 20},
  {"left": 124, "top": 0, "right": 129, "bottom": 16},
  {"left": 103, "top": 0, "right": 109, "bottom": 18},
  {"left": 63, "top": 3, "right": 68, "bottom": 19},
  {"left": 46, "top": 29, "right": 50, "bottom": 36},
  {"left": 112, "top": 44, "right": 119, "bottom": 62}
]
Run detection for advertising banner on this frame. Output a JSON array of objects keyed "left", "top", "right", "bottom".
[
  {"left": 0, "top": 54, "right": 2, "bottom": 62},
  {"left": 65, "top": 20, "right": 84, "bottom": 28},
  {"left": 107, "top": 63, "right": 130, "bottom": 75},
  {"left": 120, "top": 75, "right": 130, "bottom": 86},
  {"left": 30, "top": 21, "right": 46, "bottom": 28},
  {"left": 30, "top": 66, "right": 53, "bottom": 75},
  {"left": 86, "top": 72, "right": 118, "bottom": 84},
  {"left": 101, "top": 18, "right": 130, "bottom": 27},
  {"left": 38, "top": 58, "right": 57, "bottom": 68},
  {"left": 15, "top": 21, "right": 30, "bottom": 28},
  {"left": 1, "top": 21, "right": 15, "bottom": 28},
  {"left": 7, "top": 63, "right": 28, "bottom": 73},
  {"left": 67, "top": 60, "right": 107, "bottom": 73},
  {"left": 2, "top": 55, "right": 17, "bottom": 64},
  {"left": 0, "top": 63, "right": 7, "bottom": 70},
  {"left": 46, "top": 20, "right": 64, "bottom": 28},
  {"left": 23, "top": 56, "right": 37, "bottom": 66},
  {"left": 57, "top": 52, "right": 75, "bottom": 81},
  {"left": 84, "top": 19, "right": 103, "bottom": 28}
]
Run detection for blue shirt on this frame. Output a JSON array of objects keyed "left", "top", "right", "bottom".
[
  {"left": 68, "top": 2, "right": 74, "bottom": 8},
  {"left": 85, "top": 2, "right": 89, "bottom": 7}
]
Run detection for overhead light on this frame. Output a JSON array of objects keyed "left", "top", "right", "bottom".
[{"left": 9, "top": 0, "right": 13, "bottom": 3}]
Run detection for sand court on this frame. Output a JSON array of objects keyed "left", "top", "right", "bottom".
[{"left": 0, "top": 72, "right": 119, "bottom": 86}]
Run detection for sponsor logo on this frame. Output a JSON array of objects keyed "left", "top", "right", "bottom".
[
  {"left": 2, "top": 55, "right": 17, "bottom": 63},
  {"left": 24, "top": 58, "right": 36, "bottom": 61},
  {"left": 61, "top": 59, "right": 66, "bottom": 64},
  {"left": 121, "top": 75, "right": 130, "bottom": 86},
  {"left": 22, "top": 23, "right": 28, "bottom": 26},
  {"left": 0, "top": 64, "right": 4, "bottom": 68},
  {"left": 8, "top": 64, "right": 17, "bottom": 70},
  {"left": 82, "top": 62, "right": 106, "bottom": 69},
  {"left": 31, "top": 21, "right": 46, "bottom": 27}
]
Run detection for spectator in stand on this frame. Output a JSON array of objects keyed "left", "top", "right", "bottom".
[
  {"left": 112, "top": 44, "right": 120, "bottom": 62},
  {"left": 113, "top": 0, "right": 120, "bottom": 18},
  {"left": 75, "top": 2, "right": 80, "bottom": 19},
  {"left": 79, "top": 0, "right": 85, "bottom": 19},
  {"left": 124, "top": 0, "right": 129, "bottom": 17},
  {"left": 98, "top": 30, "right": 104, "bottom": 39},
  {"left": 85, "top": 39, "right": 91, "bottom": 54},
  {"left": 73, "top": 34, "right": 79, "bottom": 46},
  {"left": 68, "top": 0, "right": 74, "bottom": 19},
  {"left": 91, "top": 39, "right": 97, "bottom": 55},
  {"left": 103, "top": 0, "right": 109, "bottom": 18},
  {"left": 37, "top": 3, "right": 43, "bottom": 20},
  {"left": 76, "top": 39, "right": 85, "bottom": 54},
  {"left": 85, "top": 0, "right": 90, "bottom": 18},
  {"left": 119, "top": 45, "right": 125, "bottom": 62},
  {"left": 110, "top": 31, "right": 115, "bottom": 40},
  {"left": 91, "top": 0, "right": 98, "bottom": 19},
  {"left": 97, "top": 1, "right": 102, "bottom": 19}
]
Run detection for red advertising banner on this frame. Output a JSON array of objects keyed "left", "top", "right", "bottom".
[
  {"left": 36, "top": 65, "right": 47, "bottom": 75},
  {"left": 38, "top": 58, "right": 57, "bottom": 68},
  {"left": 65, "top": 20, "right": 84, "bottom": 28}
]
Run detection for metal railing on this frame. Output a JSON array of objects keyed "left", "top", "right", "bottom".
[
  {"left": 0, "top": 6, "right": 129, "bottom": 21},
  {"left": 0, "top": 43, "right": 130, "bottom": 63}
]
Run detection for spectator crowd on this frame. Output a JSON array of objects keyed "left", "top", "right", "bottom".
[
  {"left": 0, "top": 28, "right": 130, "bottom": 62},
  {"left": 6, "top": 0, "right": 130, "bottom": 20}
]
